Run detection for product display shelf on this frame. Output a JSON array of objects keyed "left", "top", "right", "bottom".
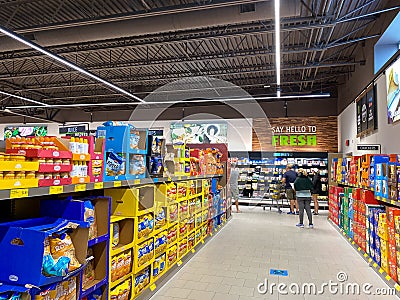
[
  {"left": 0, "top": 175, "right": 220, "bottom": 201},
  {"left": 335, "top": 181, "right": 400, "bottom": 209},
  {"left": 328, "top": 219, "right": 400, "bottom": 297}
]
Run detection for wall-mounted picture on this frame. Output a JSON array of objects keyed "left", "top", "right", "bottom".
[
  {"left": 171, "top": 122, "right": 228, "bottom": 144},
  {"left": 386, "top": 57, "right": 400, "bottom": 124},
  {"left": 4, "top": 126, "right": 48, "bottom": 138}
]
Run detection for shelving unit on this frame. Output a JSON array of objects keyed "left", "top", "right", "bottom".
[{"left": 231, "top": 152, "right": 329, "bottom": 207}]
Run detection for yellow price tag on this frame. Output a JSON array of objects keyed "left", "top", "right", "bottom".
[
  {"left": 177, "top": 260, "right": 182, "bottom": 266},
  {"left": 113, "top": 181, "right": 122, "bottom": 188},
  {"left": 134, "top": 179, "right": 140, "bottom": 185},
  {"left": 210, "top": 232, "right": 213, "bottom": 236},
  {"left": 392, "top": 200, "right": 396, "bottom": 205},
  {"left": 74, "top": 184, "right": 86, "bottom": 192},
  {"left": 149, "top": 284, "right": 157, "bottom": 291},
  {"left": 201, "top": 240, "right": 204, "bottom": 244},
  {"left": 94, "top": 182, "right": 103, "bottom": 189},
  {"left": 191, "top": 249, "right": 195, "bottom": 254},
  {"left": 178, "top": 176, "right": 182, "bottom": 180},
  {"left": 49, "top": 186, "right": 63, "bottom": 194},
  {"left": 10, "top": 188, "right": 29, "bottom": 199}
]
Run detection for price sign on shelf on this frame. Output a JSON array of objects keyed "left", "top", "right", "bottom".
[
  {"left": 149, "top": 284, "right": 157, "bottom": 291},
  {"left": 114, "top": 181, "right": 122, "bottom": 188},
  {"left": 74, "top": 184, "right": 86, "bottom": 192},
  {"left": 94, "top": 182, "right": 103, "bottom": 189},
  {"left": 49, "top": 185, "right": 64, "bottom": 194},
  {"left": 10, "top": 188, "right": 29, "bottom": 199}
]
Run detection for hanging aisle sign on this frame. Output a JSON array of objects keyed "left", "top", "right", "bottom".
[{"left": 271, "top": 125, "right": 317, "bottom": 147}]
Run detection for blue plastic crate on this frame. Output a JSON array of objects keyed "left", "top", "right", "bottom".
[{"left": 0, "top": 217, "right": 89, "bottom": 287}]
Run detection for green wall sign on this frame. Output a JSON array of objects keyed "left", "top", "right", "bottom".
[{"left": 271, "top": 126, "right": 317, "bottom": 147}]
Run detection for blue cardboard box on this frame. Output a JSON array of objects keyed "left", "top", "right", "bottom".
[{"left": 0, "top": 217, "right": 88, "bottom": 287}]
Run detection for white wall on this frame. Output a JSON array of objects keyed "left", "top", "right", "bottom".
[
  {"left": 0, "top": 118, "right": 253, "bottom": 152},
  {"left": 339, "top": 72, "right": 400, "bottom": 155}
]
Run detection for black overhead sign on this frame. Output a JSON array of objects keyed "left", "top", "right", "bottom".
[
  {"left": 356, "top": 84, "right": 377, "bottom": 136},
  {"left": 59, "top": 125, "right": 88, "bottom": 136},
  {"left": 357, "top": 144, "right": 381, "bottom": 151}
]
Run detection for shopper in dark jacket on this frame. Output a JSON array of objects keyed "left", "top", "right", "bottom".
[
  {"left": 293, "top": 169, "right": 314, "bottom": 228},
  {"left": 311, "top": 170, "right": 322, "bottom": 215}
]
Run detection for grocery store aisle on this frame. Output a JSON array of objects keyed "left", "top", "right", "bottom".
[{"left": 151, "top": 207, "right": 397, "bottom": 300}]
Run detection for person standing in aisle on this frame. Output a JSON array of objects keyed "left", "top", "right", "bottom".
[
  {"left": 282, "top": 164, "right": 298, "bottom": 215},
  {"left": 230, "top": 163, "right": 241, "bottom": 213},
  {"left": 294, "top": 169, "right": 314, "bottom": 228},
  {"left": 311, "top": 169, "right": 322, "bottom": 215}
]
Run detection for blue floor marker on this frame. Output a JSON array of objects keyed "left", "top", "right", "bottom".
[{"left": 270, "top": 269, "right": 288, "bottom": 276}]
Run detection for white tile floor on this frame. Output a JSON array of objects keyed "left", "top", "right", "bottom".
[{"left": 150, "top": 206, "right": 398, "bottom": 300}]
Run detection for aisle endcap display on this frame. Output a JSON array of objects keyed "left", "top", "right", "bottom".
[{"left": 0, "top": 122, "right": 228, "bottom": 300}]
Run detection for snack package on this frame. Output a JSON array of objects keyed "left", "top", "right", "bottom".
[
  {"left": 111, "top": 255, "right": 118, "bottom": 282},
  {"left": 155, "top": 207, "right": 166, "bottom": 229},
  {"left": 169, "top": 203, "right": 178, "bottom": 223},
  {"left": 112, "top": 223, "right": 120, "bottom": 248},
  {"left": 167, "top": 245, "right": 177, "bottom": 266},
  {"left": 84, "top": 201, "right": 97, "bottom": 240},
  {"left": 82, "top": 248, "right": 95, "bottom": 288},
  {"left": 138, "top": 242, "right": 147, "bottom": 267},
  {"left": 116, "top": 253, "right": 125, "bottom": 280},
  {"left": 50, "top": 233, "right": 81, "bottom": 272},
  {"left": 106, "top": 151, "right": 125, "bottom": 176},
  {"left": 86, "top": 288, "right": 102, "bottom": 300},
  {"left": 129, "top": 155, "right": 146, "bottom": 175},
  {"left": 123, "top": 251, "right": 132, "bottom": 276},
  {"left": 64, "top": 276, "right": 77, "bottom": 300}
]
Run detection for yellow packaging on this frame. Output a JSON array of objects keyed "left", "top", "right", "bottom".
[{"left": 111, "top": 255, "right": 118, "bottom": 282}]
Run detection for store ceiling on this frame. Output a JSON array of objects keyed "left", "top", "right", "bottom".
[{"left": 0, "top": 0, "right": 398, "bottom": 122}]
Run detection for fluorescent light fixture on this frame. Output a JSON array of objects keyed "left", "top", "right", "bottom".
[
  {"left": 0, "top": 90, "right": 49, "bottom": 106},
  {"left": 274, "top": 0, "right": 281, "bottom": 96},
  {"left": 6, "top": 93, "right": 331, "bottom": 110},
  {"left": 0, "top": 26, "right": 145, "bottom": 103},
  {"left": 1, "top": 108, "right": 63, "bottom": 123},
  {"left": 263, "top": 85, "right": 271, "bottom": 88}
]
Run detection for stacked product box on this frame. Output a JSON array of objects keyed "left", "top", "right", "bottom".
[
  {"left": 340, "top": 187, "right": 352, "bottom": 237},
  {"left": 361, "top": 154, "right": 375, "bottom": 189},
  {"left": 378, "top": 212, "right": 389, "bottom": 273},
  {"left": 354, "top": 190, "right": 378, "bottom": 252},
  {"left": 329, "top": 186, "right": 343, "bottom": 226},
  {"left": 386, "top": 207, "right": 400, "bottom": 282},
  {"left": 349, "top": 156, "right": 361, "bottom": 185},
  {"left": 374, "top": 156, "right": 390, "bottom": 199},
  {"left": 367, "top": 207, "right": 385, "bottom": 264},
  {"left": 388, "top": 161, "right": 398, "bottom": 201}
]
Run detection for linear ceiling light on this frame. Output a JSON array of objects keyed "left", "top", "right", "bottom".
[
  {"left": 6, "top": 93, "right": 331, "bottom": 110},
  {"left": 274, "top": 0, "right": 281, "bottom": 98},
  {"left": 0, "top": 90, "right": 49, "bottom": 106},
  {"left": 0, "top": 26, "right": 145, "bottom": 103}
]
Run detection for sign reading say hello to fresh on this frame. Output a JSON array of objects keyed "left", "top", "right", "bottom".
[{"left": 271, "top": 125, "right": 317, "bottom": 147}]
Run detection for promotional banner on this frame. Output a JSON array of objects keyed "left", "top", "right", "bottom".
[
  {"left": 386, "top": 57, "right": 400, "bottom": 124},
  {"left": 171, "top": 122, "right": 228, "bottom": 144},
  {"left": 356, "top": 99, "right": 362, "bottom": 134},
  {"left": 4, "top": 126, "right": 47, "bottom": 138}
]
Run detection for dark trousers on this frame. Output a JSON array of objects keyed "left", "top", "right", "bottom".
[{"left": 297, "top": 197, "right": 313, "bottom": 225}]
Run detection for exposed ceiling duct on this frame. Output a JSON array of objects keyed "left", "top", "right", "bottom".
[{"left": 0, "top": 0, "right": 300, "bottom": 52}]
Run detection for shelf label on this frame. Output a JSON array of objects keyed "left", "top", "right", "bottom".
[
  {"left": 49, "top": 185, "right": 64, "bottom": 194},
  {"left": 150, "top": 284, "right": 157, "bottom": 291},
  {"left": 201, "top": 240, "right": 204, "bottom": 244},
  {"left": 74, "top": 184, "right": 86, "bottom": 192},
  {"left": 114, "top": 181, "right": 122, "bottom": 188},
  {"left": 94, "top": 182, "right": 103, "bottom": 189},
  {"left": 177, "top": 260, "right": 182, "bottom": 266},
  {"left": 191, "top": 249, "right": 195, "bottom": 254},
  {"left": 10, "top": 188, "right": 29, "bottom": 199},
  {"left": 134, "top": 179, "right": 140, "bottom": 185}
]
